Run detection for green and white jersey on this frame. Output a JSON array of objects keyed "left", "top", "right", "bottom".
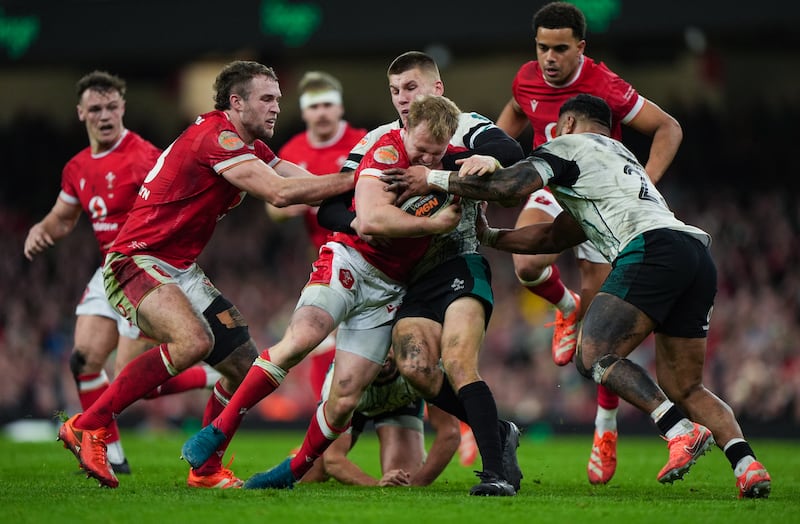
[{"left": 528, "top": 133, "right": 710, "bottom": 262}]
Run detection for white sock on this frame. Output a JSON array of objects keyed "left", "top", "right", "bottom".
[
  {"left": 664, "top": 419, "right": 695, "bottom": 440},
  {"left": 203, "top": 365, "right": 223, "bottom": 389},
  {"left": 555, "top": 289, "right": 578, "bottom": 314},
  {"left": 734, "top": 456, "right": 756, "bottom": 476},
  {"left": 106, "top": 440, "right": 126, "bottom": 464},
  {"left": 595, "top": 406, "right": 618, "bottom": 434}
]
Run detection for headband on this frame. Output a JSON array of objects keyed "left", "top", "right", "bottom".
[{"left": 299, "top": 90, "right": 342, "bottom": 110}]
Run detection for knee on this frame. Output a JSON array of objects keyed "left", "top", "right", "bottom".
[
  {"left": 70, "top": 347, "right": 107, "bottom": 375},
  {"left": 184, "top": 325, "right": 215, "bottom": 362},
  {"left": 325, "top": 395, "right": 359, "bottom": 425},
  {"left": 577, "top": 351, "right": 620, "bottom": 384},
  {"left": 513, "top": 256, "right": 549, "bottom": 285}
]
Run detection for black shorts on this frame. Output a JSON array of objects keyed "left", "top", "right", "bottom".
[
  {"left": 395, "top": 253, "right": 493, "bottom": 328},
  {"left": 600, "top": 228, "right": 717, "bottom": 338}
]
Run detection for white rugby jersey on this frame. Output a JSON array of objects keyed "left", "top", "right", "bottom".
[{"left": 529, "top": 133, "right": 710, "bottom": 261}]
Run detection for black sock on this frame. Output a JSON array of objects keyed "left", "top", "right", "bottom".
[
  {"left": 724, "top": 441, "right": 755, "bottom": 469},
  {"left": 429, "top": 379, "right": 469, "bottom": 422},
  {"left": 458, "top": 381, "right": 504, "bottom": 477},
  {"left": 654, "top": 405, "right": 686, "bottom": 436}
]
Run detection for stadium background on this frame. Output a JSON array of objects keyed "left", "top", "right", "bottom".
[{"left": 1, "top": 0, "right": 799, "bottom": 439}]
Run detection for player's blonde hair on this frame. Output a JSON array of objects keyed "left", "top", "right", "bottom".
[
  {"left": 298, "top": 71, "right": 342, "bottom": 95},
  {"left": 406, "top": 95, "right": 460, "bottom": 143}
]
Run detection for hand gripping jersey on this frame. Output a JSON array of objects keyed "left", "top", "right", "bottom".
[
  {"left": 110, "top": 110, "right": 278, "bottom": 269},
  {"left": 60, "top": 130, "right": 161, "bottom": 257}
]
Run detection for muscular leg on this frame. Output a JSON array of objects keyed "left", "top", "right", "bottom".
[
  {"left": 578, "top": 293, "right": 665, "bottom": 413},
  {"left": 393, "top": 316, "right": 444, "bottom": 398},
  {"left": 654, "top": 334, "right": 743, "bottom": 447},
  {"left": 76, "top": 283, "right": 214, "bottom": 431},
  {"left": 289, "top": 348, "right": 383, "bottom": 479},
  {"left": 71, "top": 314, "right": 133, "bottom": 468}
]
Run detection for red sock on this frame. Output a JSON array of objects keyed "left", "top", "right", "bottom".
[
  {"left": 289, "top": 402, "right": 348, "bottom": 479},
  {"left": 597, "top": 383, "right": 620, "bottom": 410},
  {"left": 194, "top": 382, "right": 232, "bottom": 475},
  {"left": 76, "top": 344, "right": 175, "bottom": 430},
  {"left": 77, "top": 371, "right": 122, "bottom": 443},
  {"left": 523, "top": 264, "right": 568, "bottom": 305},
  {"left": 214, "top": 349, "right": 285, "bottom": 437},
  {"left": 309, "top": 348, "right": 335, "bottom": 400},
  {"left": 146, "top": 366, "right": 208, "bottom": 398}
]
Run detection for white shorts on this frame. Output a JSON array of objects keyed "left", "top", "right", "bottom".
[
  {"left": 75, "top": 267, "right": 140, "bottom": 339},
  {"left": 103, "top": 253, "right": 221, "bottom": 330},
  {"left": 296, "top": 242, "right": 404, "bottom": 364},
  {"left": 524, "top": 189, "right": 607, "bottom": 264}
]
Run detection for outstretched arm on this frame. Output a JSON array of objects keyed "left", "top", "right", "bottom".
[
  {"left": 477, "top": 206, "right": 587, "bottom": 254},
  {"left": 382, "top": 160, "right": 544, "bottom": 205}
]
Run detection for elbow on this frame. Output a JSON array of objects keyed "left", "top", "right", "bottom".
[
  {"left": 354, "top": 215, "right": 383, "bottom": 236},
  {"left": 269, "top": 192, "right": 293, "bottom": 208}
]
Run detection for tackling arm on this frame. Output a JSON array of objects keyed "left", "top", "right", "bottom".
[{"left": 222, "top": 158, "right": 354, "bottom": 208}]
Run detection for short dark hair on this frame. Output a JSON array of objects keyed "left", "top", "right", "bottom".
[
  {"left": 75, "top": 70, "right": 126, "bottom": 101},
  {"left": 213, "top": 60, "right": 278, "bottom": 110},
  {"left": 387, "top": 51, "right": 440, "bottom": 79},
  {"left": 559, "top": 94, "right": 612, "bottom": 129},
  {"left": 532, "top": 1, "right": 586, "bottom": 40}
]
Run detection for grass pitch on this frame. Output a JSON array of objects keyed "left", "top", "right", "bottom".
[{"left": 1, "top": 428, "right": 796, "bottom": 524}]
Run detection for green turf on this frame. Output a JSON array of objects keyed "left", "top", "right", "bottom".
[{"left": 0, "top": 429, "right": 796, "bottom": 524}]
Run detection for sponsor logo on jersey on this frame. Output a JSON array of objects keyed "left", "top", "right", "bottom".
[
  {"left": 373, "top": 145, "right": 399, "bottom": 165},
  {"left": 451, "top": 278, "right": 465, "bottom": 291},
  {"left": 530, "top": 99, "right": 539, "bottom": 113},
  {"left": 218, "top": 130, "right": 245, "bottom": 150},
  {"left": 339, "top": 268, "right": 354, "bottom": 289},
  {"left": 534, "top": 193, "right": 554, "bottom": 206},
  {"left": 93, "top": 222, "right": 118, "bottom": 232},
  {"left": 88, "top": 196, "right": 108, "bottom": 220}
]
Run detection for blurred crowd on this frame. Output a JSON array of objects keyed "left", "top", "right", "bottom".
[{"left": 1, "top": 101, "right": 799, "bottom": 436}]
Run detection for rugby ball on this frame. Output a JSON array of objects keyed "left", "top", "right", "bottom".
[{"left": 399, "top": 191, "right": 459, "bottom": 217}]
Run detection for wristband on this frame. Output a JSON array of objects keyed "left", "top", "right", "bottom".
[
  {"left": 480, "top": 227, "right": 500, "bottom": 247},
  {"left": 427, "top": 170, "right": 451, "bottom": 191}
]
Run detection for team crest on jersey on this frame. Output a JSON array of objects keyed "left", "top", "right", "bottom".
[
  {"left": 218, "top": 130, "right": 245, "bottom": 150},
  {"left": 339, "top": 269, "right": 354, "bottom": 289},
  {"left": 373, "top": 145, "right": 399, "bottom": 165}
]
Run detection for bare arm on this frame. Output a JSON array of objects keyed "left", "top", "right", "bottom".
[
  {"left": 626, "top": 98, "right": 682, "bottom": 184},
  {"left": 382, "top": 161, "right": 543, "bottom": 205},
  {"left": 409, "top": 404, "right": 460, "bottom": 486},
  {"left": 320, "top": 432, "right": 381, "bottom": 486},
  {"left": 355, "top": 175, "right": 460, "bottom": 238},
  {"left": 495, "top": 98, "right": 530, "bottom": 140},
  {"left": 23, "top": 198, "right": 82, "bottom": 260},
  {"left": 479, "top": 209, "right": 587, "bottom": 254},
  {"left": 221, "top": 158, "right": 354, "bottom": 208}
]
